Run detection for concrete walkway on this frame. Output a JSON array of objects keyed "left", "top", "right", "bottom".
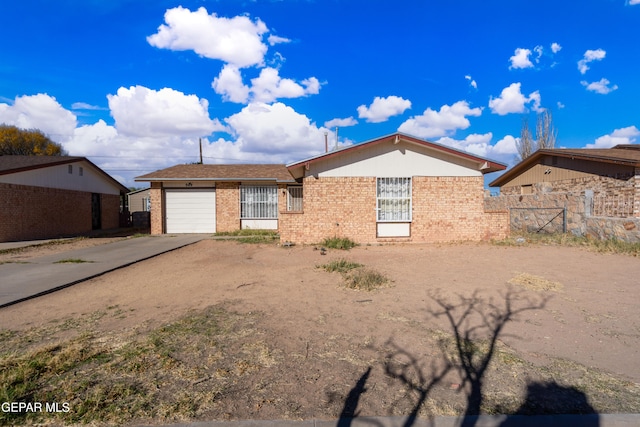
[
  {"left": 0, "top": 234, "right": 208, "bottom": 307},
  {"left": 135, "top": 414, "right": 639, "bottom": 427}
]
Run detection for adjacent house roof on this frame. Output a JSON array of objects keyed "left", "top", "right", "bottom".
[
  {"left": 489, "top": 145, "right": 640, "bottom": 187},
  {"left": 286, "top": 132, "right": 507, "bottom": 179},
  {"left": 135, "top": 164, "right": 296, "bottom": 183},
  {"left": 0, "top": 155, "right": 129, "bottom": 193}
]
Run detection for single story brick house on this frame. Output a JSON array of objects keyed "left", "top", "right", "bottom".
[
  {"left": 0, "top": 155, "right": 129, "bottom": 242},
  {"left": 136, "top": 133, "right": 508, "bottom": 243},
  {"left": 489, "top": 145, "right": 640, "bottom": 217}
]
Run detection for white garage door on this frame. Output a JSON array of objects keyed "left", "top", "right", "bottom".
[{"left": 165, "top": 189, "right": 216, "bottom": 233}]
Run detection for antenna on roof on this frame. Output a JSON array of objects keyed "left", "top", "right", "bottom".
[
  {"left": 335, "top": 127, "right": 339, "bottom": 151},
  {"left": 324, "top": 131, "right": 328, "bottom": 153},
  {"left": 199, "top": 138, "right": 203, "bottom": 164}
]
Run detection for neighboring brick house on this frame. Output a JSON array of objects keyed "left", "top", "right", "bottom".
[
  {"left": 488, "top": 145, "right": 640, "bottom": 217},
  {"left": 0, "top": 155, "right": 129, "bottom": 242},
  {"left": 136, "top": 133, "right": 508, "bottom": 243},
  {"left": 135, "top": 164, "right": 296, "bottom": 234}
]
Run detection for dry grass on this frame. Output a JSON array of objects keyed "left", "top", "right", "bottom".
[{"left": 508, "top": 272, "right": 563, "bottom": 292}]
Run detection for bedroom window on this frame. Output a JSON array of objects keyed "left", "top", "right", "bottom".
[
  {"left": 376, "top": 177, "right": 412, "bottom": 222},
  {"left": 240, "top": 186, "right": 278, "bottom": 219},
  {"left": 287, "top": 186, "right": 303, "bottom": 212}
]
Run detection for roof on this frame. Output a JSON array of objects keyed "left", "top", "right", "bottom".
[
  {"left": 489, "top": 145, "right": 640, "bottom": 187},
  {"left": 286, "top": 132, "right": 507, "bottom": 177},
  {"left": 0, "top": 155, "right": 129, "bottom": 193},
  {"left": 135, "top": 164, "right": 296, "bottom": 183}
]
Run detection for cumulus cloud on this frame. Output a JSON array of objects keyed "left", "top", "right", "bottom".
[
  {"left": 0, "top": 94, "right": 77, "bottom": 139},
  {"left": 628, "top": 0, "right": 640, "bottom": 5},
  {"left": 357, "top": 96, "right": 411, "bottom": 123},
  {"left": 509, "top": 48, "right": 534, "bottom": 69},
  {"left": 221, "top": 102, "right": 329, "bottom": 159},
  {"left": 551, "top": 42, "right": 562, "bottom": 54},
  {"left": 324, "top": 117, "right": 357, "bottom": 128},
  {"left": 488, "top": 83, "right": 542, "bottom": 115},
  {"left": 581, "top": 78, "right": 618, "bottom": 95},
  {"left": 587, "top": 126, "right": 640, "bottom": 148},
  {"left": 212, "top": 66, "right": 320, "bottom": 104},
  {"left": 107, "top": 86, "right": 225, "bottom": 138},
  {"left": 212, "top": 65, "right": 251, "bottom": 103},
  {"left": 250, "top": 68, "right": 320, "bottom": 103},
  {"left": 147, "top": 6, "right": 269, "bottom": 68},
  {"left": 397, "top": 100, "right": 481, "bottom": 139},
  {"left": 578, "top": 49, "right": 606, "bottom": 74},
  {"left": 435, "top": 133, "right": 518, "bottom": 164}
]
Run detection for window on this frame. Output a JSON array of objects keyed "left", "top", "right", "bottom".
[
  {"left": 240, "top": 186, "right": 278, "bottom": 219},
  {"left": 68, "top": 165, "right": 73, "bottom": 174},
  {"left": 287, "top": 186, "right": 303, "bottom": 212},
  {"left": 377, "top": 177, "right": 411, "bottom": 221},
  {"left": 79, "top": 167, "right": 84, "bottom": 176}
]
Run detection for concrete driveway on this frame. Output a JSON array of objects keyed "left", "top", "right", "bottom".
[{"left": 0, "top": 235, "right": 208, "bottom": 308}]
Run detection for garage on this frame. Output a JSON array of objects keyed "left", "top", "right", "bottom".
[{"left": 165, "top": 188, "right": 216, "bottom": 233}]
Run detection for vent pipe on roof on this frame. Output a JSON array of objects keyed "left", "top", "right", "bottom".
[
  {"left": 335, "top": 127, "right": 339, "bottom": 151},
  {"left": 324, "top": 131, "right": 328, "bottom": 153}
]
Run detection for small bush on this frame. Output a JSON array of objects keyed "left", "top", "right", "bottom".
[
  {"left": 344, "top": 268, "right": 389, "bottom": 291},
  {"left": 318, "top": 258, "right": 362, "bottom": 274},
  {"left": 320, "top": 237, "right": 358, "bottom": 250}
]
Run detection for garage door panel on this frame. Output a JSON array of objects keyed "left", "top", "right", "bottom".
[{"left": 165, "top": 189, "right": 216, "bottom": 233}]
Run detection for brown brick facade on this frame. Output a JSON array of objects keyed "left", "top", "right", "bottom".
[
  {"left": 215, "top": 182, "right": 240, "bottom": 233},
  {"left": 279, "top": 176, "right": 508, "bottom": 244},
  {"left": 0, "top": 182, "right": 121, "bottom": 242},
  {"left": 149, "top": 183, "right": 163, "bottom": 235}
]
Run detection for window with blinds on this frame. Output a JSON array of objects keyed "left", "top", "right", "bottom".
[{"left": 287, "top": 186, "right": 303, "bottom": 212}]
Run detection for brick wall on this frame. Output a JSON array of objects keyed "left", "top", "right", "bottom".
[
  {"left": 0, "top": 182, "right": 118, "bottom": 242},
  {"left": 150, "top": 183, "right": 163, "bottom": 235},
  {"left": 215, "top": 182, "right": 240, "bottom": 233},
  {"left": 279, "top": 176, "right": 508, "bottom": 244}
]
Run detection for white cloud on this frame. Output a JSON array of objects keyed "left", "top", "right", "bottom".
[
  {"left": 488, "top": 83, "right": 542, "bottom": 115},
  {"left": 0, "top": 94, "right": 77, "bottom": 139},
  {"left": 398, "top": 100, "right": 481, "bottom": 139},
  {"left": 71, "top": 102, "right": 105, "bottom": 111},
  {"left": 147, "top": 6, "right": 268, "bottom": 68},
  {"left": 628, "top": 0, "right": 640, "bottom": 5},
  {"left": 250, "top": 68, "right": 320, "bottom": 103},
  {"left": 212, "top": 65, "right": 251, "bottom": 103},
  {"left": 212, "top": 66, "right": 320, "bottom": 104},
  {"left": 557, "top": 101, "right": 565, "bottom": 109},
  {"left": 587, "top": 126, "right": 640, "bottom": 148},
  {"left": 107, "top": 86, "right": 225, "bottom": 138},
  {"left": 267, "top": 35, "right": 291, "bottom": 46},
  {"left": 533, "top": 45, "right": 543, "bottom": 63},
  {"left": 577, "top": 48, "right": 606, "bottom": 74},
  {"left": 221, "top": 102, "right": 329, "bottom": 159},
  {"left": 356, "top": 96, "right": 411, "bottom": 123},
  {"left": 465, "top": 75, "right": 478, "bottom": 89},
  {"left": 509, "top": 48, "right": 533, "bottom": 69},
  {"left": 551, "top": 42, "right": 562, "bottom": 54},
  {"left": 324, "top": 117, "right": 357, "bottom": 128},
  {"left": 435, "top": 133, "right": 518, "bottom": 164},
  {"left": 581, "top": 78, "right": 618, "bottom": 95}
]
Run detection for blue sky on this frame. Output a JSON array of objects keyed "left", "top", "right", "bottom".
[{"left": 1, "top": 0, "right": 639, "bottom": 187}]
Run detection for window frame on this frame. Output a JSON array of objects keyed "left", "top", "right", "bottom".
[
  {"left": 376, "top": 177, "right": 412, "bottom": 222},
  {"left": 287, "top": 186, "right": 303, "bottom": 212},
  {"left": 240, "top": 185, "right": 278, "bottom": 219}
]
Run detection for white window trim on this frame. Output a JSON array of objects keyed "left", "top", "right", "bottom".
[
  {"left": 376, "top": 177, "right": 412, "bottom": 222},
  {"left": 240, "top": 185, "right": 278, "bottom": 219}
]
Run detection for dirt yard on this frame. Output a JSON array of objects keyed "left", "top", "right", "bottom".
[{"left": 1, "top": 238, "right": 639, "bottom": 425}]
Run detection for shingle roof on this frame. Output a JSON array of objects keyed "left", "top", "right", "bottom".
[
  {"left": 135, "top": 164, "right": 295, "bottom": 183},
  {"left": 489, "top": 145, "right": 640, "bottom": 187}
]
